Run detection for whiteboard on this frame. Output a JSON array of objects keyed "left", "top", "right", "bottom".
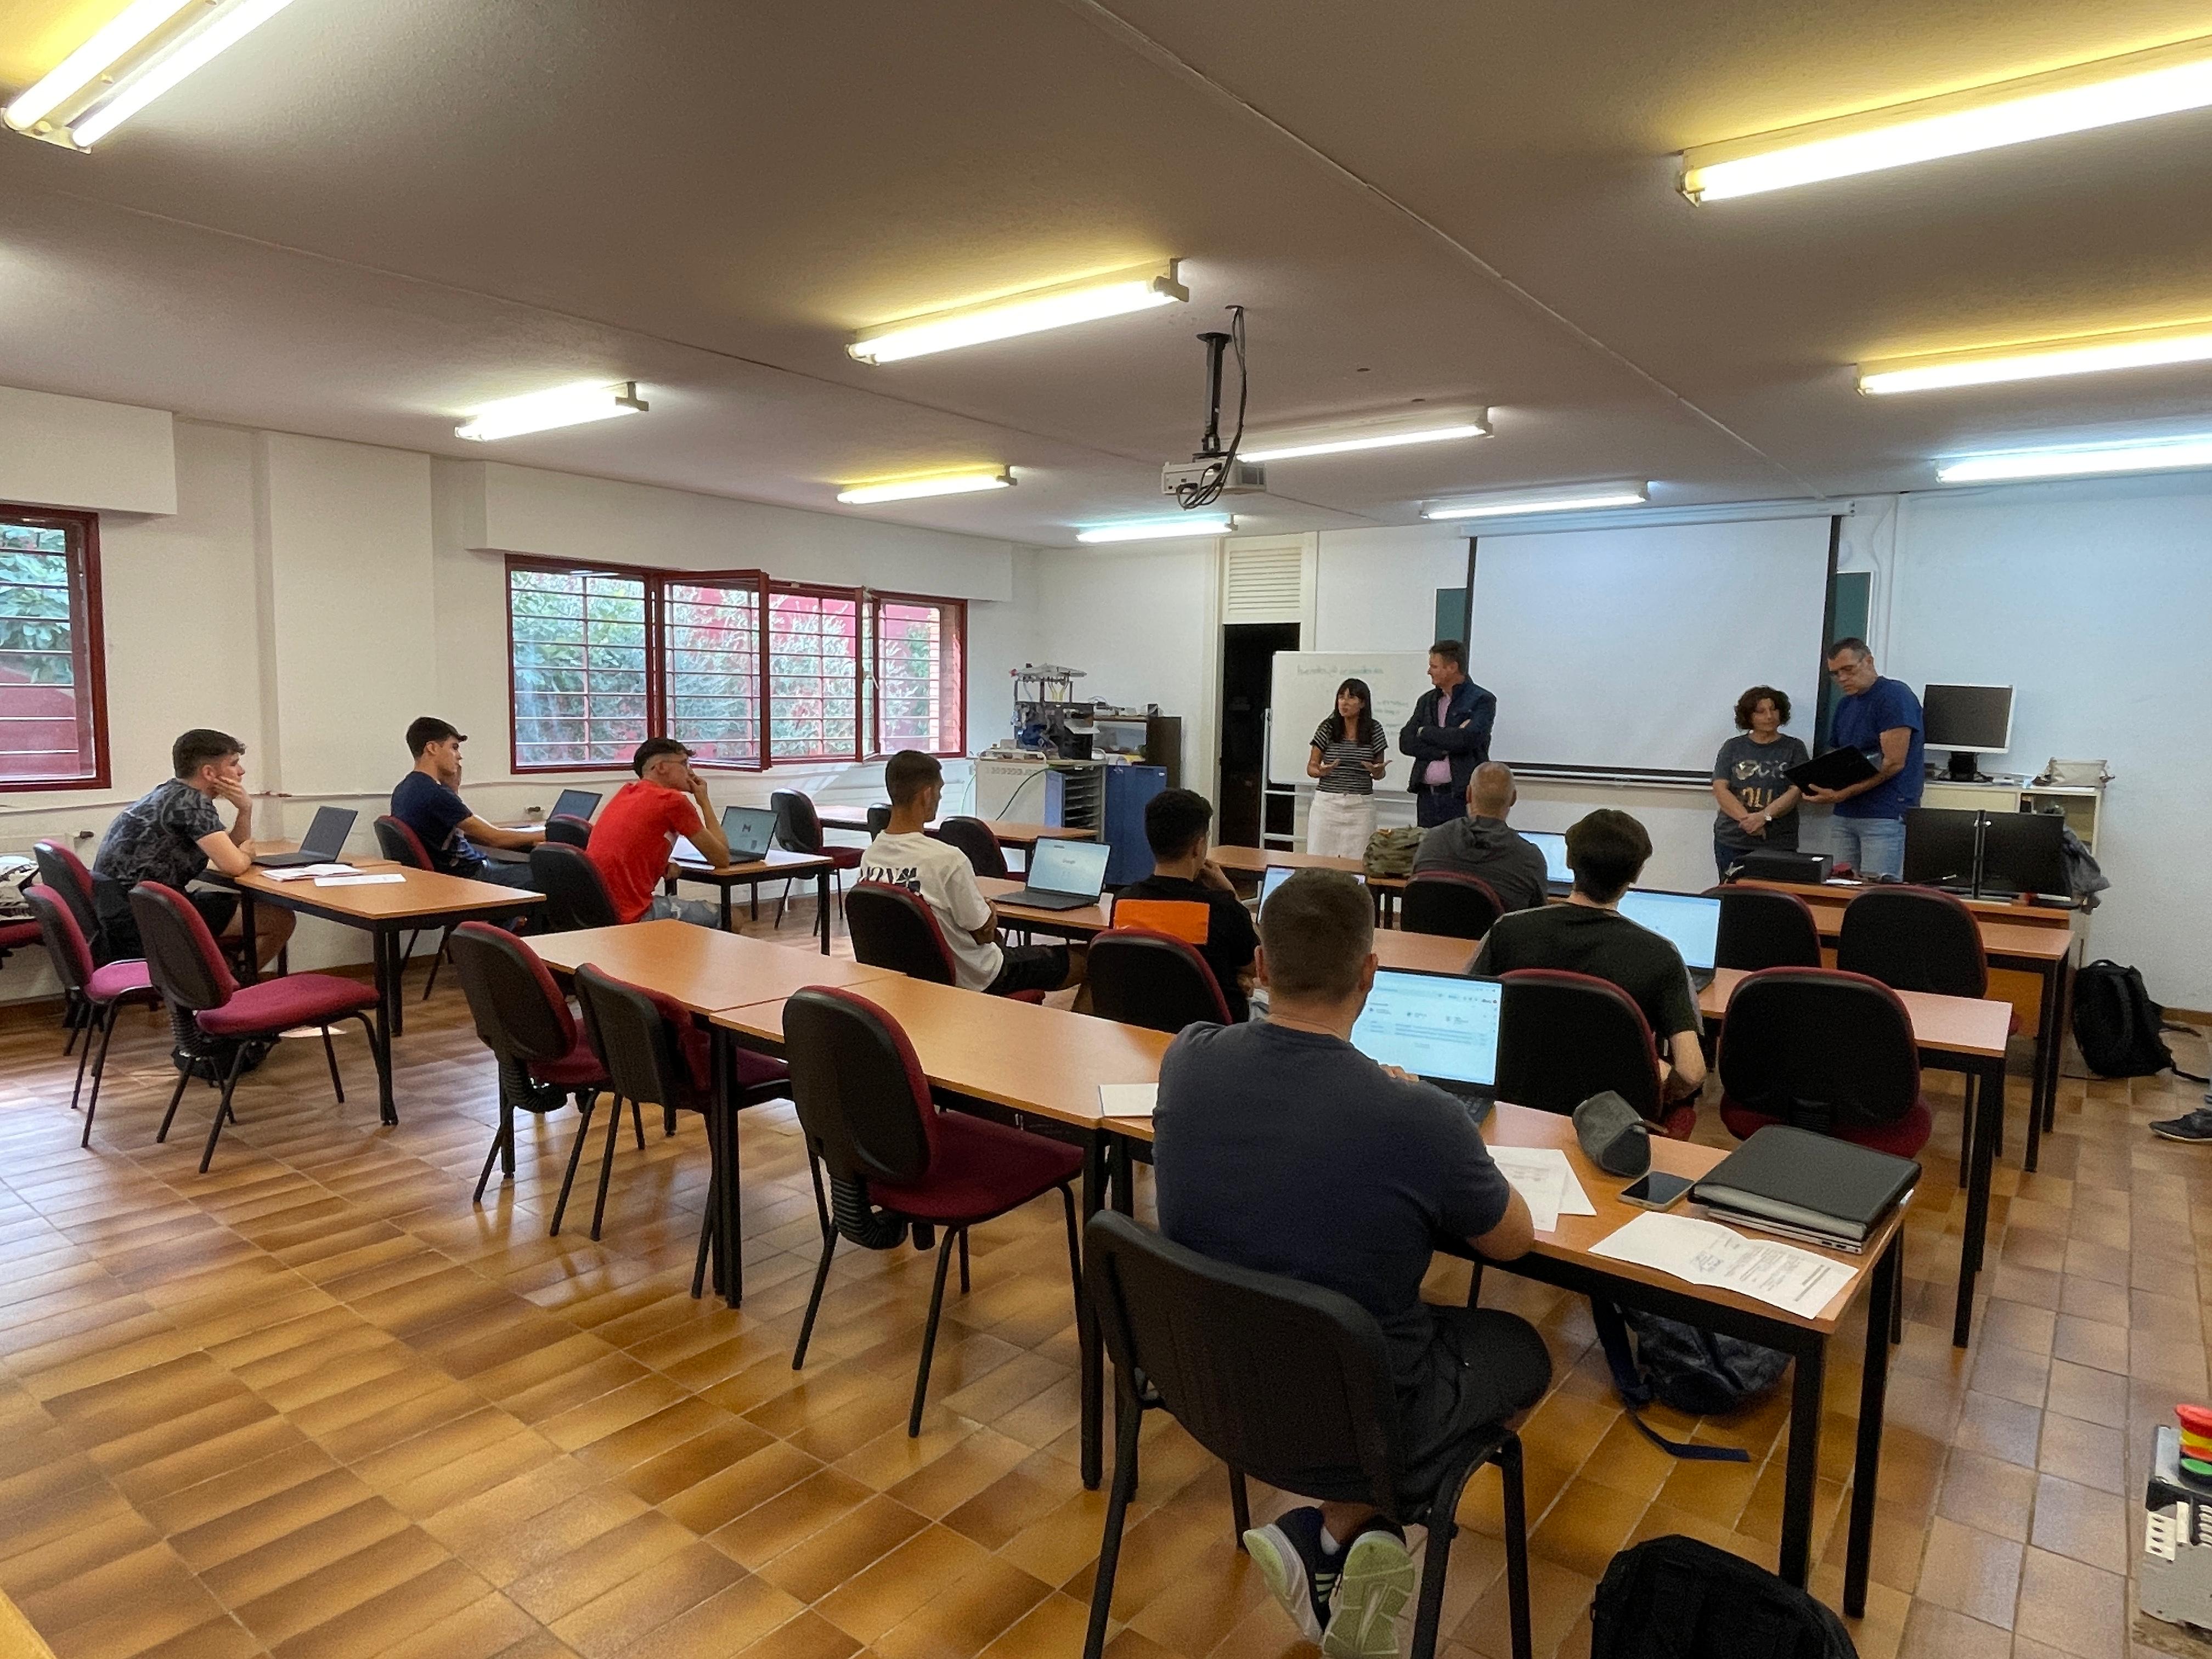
[{"left": 1268, "top": 652, "right": 1432, "bottom": 786}]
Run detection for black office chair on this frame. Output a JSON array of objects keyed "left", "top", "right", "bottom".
[
  {"left": 865, "top": 804, "right": 893, "bottom": 836},
  {"left": 1496, "top": 969, "right": 1692, "bottom": 1138},
  {"left": 1087, "top": 927, "right": 1231, "bottom": 1034},
  {"left": 770, "top": 788, "right": 861, "bottom": 929},
  {"left": 1401, "top": 871, "right": 1505, "bottom": 940},
  {"left": 1708, "top": 885, "right": 1824, "bottom": 971},
  {"left": 529, "top": 843, "right": 620, "bottom": 932},
  {"left": 1717, "top": 967, "right": 1932, "bottom": 1158},
  {"left": 543, "top": 813, "right": 593, "bottom": 848},
  {"left": 1837, "top": 886, "right": 1990, "bottom": 1000},
  {"left": 1081, "top": 1211, "right": 1532, "bottom": 1659},
  {"left": 932, "top": 816, "right": 1009, "bottom": 880}
]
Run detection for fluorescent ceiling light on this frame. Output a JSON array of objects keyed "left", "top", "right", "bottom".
[
  {"left": 8, "top": 0, "right": 299, "bottom": 150},
  {"left": 1422, "top": 482, "right": 1649, "bottom": 521},
  {"left": 836, "top": 470, "right": 1014, "bottom": 505},
  {"left": 1860, "top": 323, "right": 2212, "bottom": 394},
  {"left": 1239, "top": 405, "right": 1492, "bottom": 464},
  {"left": 454, "top": 381, "right": 648, "bottom": 442},
  {"left": 849, "top": 262, "right": 1186, "bottom": 365},
  {"left": 1076, "top": 515, "right": 1234, "bottom": 544},
  {"left": 1937, "top": 433, "right": 2212, "bottom": 483},
  {"left": 1681, "top": 34, "right": 2212, "bottom": 202}
]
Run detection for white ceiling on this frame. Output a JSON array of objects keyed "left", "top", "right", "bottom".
[{"left": 3, "top": 0, "right": 2211, "bottom": 544}]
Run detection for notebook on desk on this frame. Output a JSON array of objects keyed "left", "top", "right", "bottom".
[
  {"left": 253, "top": 806, "right": 357, "bottom": 868},
  {"left": 1003, "top": 838, "right": 1111, "bottom": 911},
  {"left": 1690, "top": 1125, "right": 1920, "bottom": 1252},
  {"left": 1616, "top": 888, "right": 1722, "bottom": 991},
  {"left": 1349, "top": 968, "right": 1502, "bottom": 1118}
]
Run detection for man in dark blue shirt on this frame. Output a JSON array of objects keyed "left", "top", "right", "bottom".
[
  {"left": 390, "top": 718, "right": 541, "bottom": 888},
  {"left": 1803, "top": 639, "right": 1924, "bottom": 880},
  {"left": 1398, "top": 640, "right": 1497, "bottom": 828},
  {"left": 1154, "top": 870, "right": 1543, "bottom": 1655}
]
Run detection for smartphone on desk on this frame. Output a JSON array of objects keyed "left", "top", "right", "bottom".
[{"left": 1620, "top": 1170, "right": 1694, "bottom": 1211}]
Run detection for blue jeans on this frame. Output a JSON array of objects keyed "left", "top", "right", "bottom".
[{"left": 1831, "top": 816, "right": 1905, "bottom": 879}]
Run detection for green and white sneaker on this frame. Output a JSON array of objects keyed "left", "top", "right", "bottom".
[
  {"left": 1324, "top": 1520, "right": 1416, "bottom": 1658},
  {"left": 1243, "top": 1506, "right": 1336, "bottom": 1643}
]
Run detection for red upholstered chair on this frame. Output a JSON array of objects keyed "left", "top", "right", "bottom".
[
  {"left": 1401, "top": 871, "right": 1506, "bottom": 941},
  {"left": 24, "top": 884, "right": 158, "bottom": 1143},
  {"left": 543, "top": 814, "right": 593, "bottom": 848},
  {"left": 1708, "top": 884, "right": 1824, "bottom": 971},
  {"left": 1717, "top": 967, "right": 1933, "bottom": 1158},
  {"left": 374, "top": 815, "right": 461, "bottom": 998},
  {"left": 845, "top": 881, "right": 1048, "bottom": 1002},
  {"left": 770, "top": 789, "right": 862, "bottom": 930},
  {"left": 128, "top": 882, "right": 386, "bottom": 1172},
  {"left": 1495, "top": 968, "right": 1696, "bottom": 1139},
  {"left": 931, "top": 817, "right": 1009, "bottom": 881},
  {"left": 784, "top": 986, "right": 1084, "bottom": 1436},
  {"left": 32, "top": 837, "right": 106, "bottom": 1045},
  {"left": 1087, "top": 927, "right": 1231, "bottom": 1034}
]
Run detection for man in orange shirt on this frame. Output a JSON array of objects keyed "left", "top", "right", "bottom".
[{"left": 588, "top": 737, "right": 730, "bottom": 926}]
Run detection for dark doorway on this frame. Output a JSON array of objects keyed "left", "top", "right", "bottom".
[{"left": 1217, "top": 622, "right": 1301, "bottom": 847}]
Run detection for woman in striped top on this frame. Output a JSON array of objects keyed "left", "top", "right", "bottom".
[{"left": 1304, "top": 678, "right": 1389, "bottom": 857}]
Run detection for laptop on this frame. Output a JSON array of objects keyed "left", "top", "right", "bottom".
[
  {"left": 1003, "top": 838, "right": 1112, "bottom": 911},
  {"left": 1523, "top": 830, "right": 1572, "bottom": 895},
  {"left": 254, "top": 805, "right": 357, "bottom": 868},
  {"left": 550, "top": 788, "right": 601, "bottom": 822},
  {"left": 721, "top": 805, "right": 776, "bottom": 862},
  {"left": 1260, "top": 862, "right": 1367, "bottom": 910},
  {"left": 1350, "top": 968, "right": 1503, "bottom": 1116},
  {"left": 1616, "top": 888, "right": 1723, "bottom": 991}
]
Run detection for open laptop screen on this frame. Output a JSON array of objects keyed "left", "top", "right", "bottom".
[
  {"left": 1260, "top": 864, "right": 1367, "bottom": 909},
  {"left": 1350, "top": 970, "right": 1502, "bottom": 1091},
  {"left": 551, "top": 789, "right": 601, "bottom": 822},
  {"left": 721, "top": 805, "right": 776, "bottom": 860},
  {"left": 301, "top": 806, "right": 354, "bottom": 857},
  {"left": 1028, "top": 837, "right": 1110, "bottom": 898},
  {"left": 1616, "top": 889, "right": 1722, "bottom": 972},
  {"left": 1523, "top": 831, "right": 1571, "bottom": 886}
]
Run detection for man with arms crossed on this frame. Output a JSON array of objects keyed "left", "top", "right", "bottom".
[
  {"left": 588, "top": 737, "right": 730, "bottom": 927},
  {"left": 1410, "top": 761, "right": 1549, "bottom": 914},
  {"left": 1802, "top": 637, "right": 1924, "bottom": 881},
  {"left": 1398, "top": 640, "right": 1497, "bottom": 830},
  {"left": 390, "top": 717, "right": 541, "bottom": 888},
  {"left": 1154, "top": 871, "right": 1543, "bottom": 1657}
]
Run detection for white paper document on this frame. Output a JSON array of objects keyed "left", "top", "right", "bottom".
[
  {"left": 314, "top": 872, "right": 406, "bottom": 887},
  {"left": 262, "top": 863, "right": 355, "bottom": 882},
  {"left": 1591, "top": 1212, "right": 1857, "bottom": 1319},
  {"left": 1488, "top": 1146, "right": 1597, "bottom": 1233},
  {"left": 1097, "top": 1084, "right": 1158, "bottom": 1119}
]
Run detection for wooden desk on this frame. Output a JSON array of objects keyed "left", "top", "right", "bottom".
[
  {"left": 1372, "top": 929, "right": 1478, "bottom": 974},
  {"left": 1210, "top": 845, "right": 1407, "bottom": 923},
  {"left": 978, "top": 875, "right": 1113, "bottom": 940},
  {"left": 813, "top": 812, "right": 1096, "bottom": 850},
  {"left": 667, "top": 849, "right": 837, "bottom": 946}
]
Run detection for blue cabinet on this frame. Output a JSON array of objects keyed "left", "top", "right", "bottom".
[{"left": 1102, "top": 765, "right": 1167, "bottom": 888}]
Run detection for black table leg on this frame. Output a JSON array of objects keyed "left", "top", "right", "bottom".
[
  {"left": 2024, "top": 958, "right": 2060, "bottom": 1172},
  {"left": 707, "top": 1028, "right": 742, "bottom": 1308},
  {"left": 238, "top": 893, "right": 261, "bottom": 985},
  {"left": 817, "top": 872, "right": 832, "bottom": 953},
  {"left": 1078, "top": 1131, "right": 1108, "bottom": 1491},
  {"left": 371, "top": 927, "right": 398, "bottom": 1125},
  {"left": 1844, "top": 1237, "right": 1899, "bottom": 1618},
  {"left": 1953, "top": 1057, "right": 2003, "bottom": 1347},
  {"left": 2043, "top": 953, "right": 2070, "bottom": 1136},
  {"left": 1778, "top": 1336, "right": 1826, "bottom": 1588},
  {"left": 719, "top": 884, "right": 732, "bottom": 933}
]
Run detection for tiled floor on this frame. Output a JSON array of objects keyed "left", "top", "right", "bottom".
[{"left": 0, "top": 901, "right": 2202, "bottom": 1659}]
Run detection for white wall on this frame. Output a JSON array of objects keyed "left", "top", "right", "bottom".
[{"left": 0, "top": 385, "right": 176, "bottom": 514}]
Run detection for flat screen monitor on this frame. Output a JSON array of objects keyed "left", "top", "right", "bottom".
[
  {"left": 1261, "top": 864, "right": 1366, "bottom": 910},
  {"left": 1522, "top": 830, "right": 1572, "bottom": 887},
  {"left": 1028, "top": 837, "right": 1111, "bottom": 898},
  {"left": 1904, "top": 807, "right": 1981, "bottom": 889},
  {"left": 1921, "top": 684, "right": 2014, "bottom": 754},
  {"left": 1616, "top": 889, "right": 1722, "bottom": 972},
  {"left": 1350, "top": 969, "right": 1502, "bottom": 1098},
  {"left": 1980, "top": 810, "right": 2069, "bottom": 898}
]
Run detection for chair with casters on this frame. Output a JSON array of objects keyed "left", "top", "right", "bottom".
[
  {"left": 1401, "top": 871, "right": 1505, "bottom": 940},
  {"left": 1496, "top": 968, "right": 1695, "bottom": 1139},
  {"left": 529, "top": 843, "right": 621, "bottom": 932},
  {"left": 572, "top": 963, "right": 791, "bottom": 1286},
  {"left": 1717, "top": 967, "right": 1933, "bottom": 1158},
  {"left": 1087, "top": 926, "right": 1231, "bottom": 1034},
  {"left": 1708, "top": 884, "right": 1824, "bottom": 971},
  {"left": 543, "top": 813, "right": 592, "bottom": 848},
  {"left": 1080, "top": 1210, "right": 1533, "bottom": 1659},
  {"left": 769, "top": 789, "right": 862, "bottom": 930},
  {"left": 128, "top": 882, "right": 386, "bottom": 1172},
  {"left": 845, "top": 881, "right": 1048, "bottom": 1002},
  {"left": 931, "top": 816, "right": 1009, "bottom": 881},
  {"left": 24, "top": 884, "right": 158, "bottom": 1146},
  {"left": 784, "top": 986, "right": 1084, "bottom": 1436}
]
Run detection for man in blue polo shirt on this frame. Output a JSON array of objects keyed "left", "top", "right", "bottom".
[{"left": 1803, "top": 638, "right": 1923, "bottom": 880}]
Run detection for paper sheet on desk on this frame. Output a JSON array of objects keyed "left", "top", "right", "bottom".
[
  {"left": 1098, "top": 1084, "right": 1157, "bottom": 1119},
  {"left": 1592, "top": 1212, "right": 1856, "bottom": 1319},
  {"left": 261, "top": 864, "right": 355, "bottom": 882},
  {"left": 1487, "top": 1147, "right": 1596, "bottom": 1233},
  {"left": 314, "top": 873, "right": 405, "bottom": 887}
]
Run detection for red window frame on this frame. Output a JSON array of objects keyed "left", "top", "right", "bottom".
[
  {"left": 0, "top": 504, "right": 110, "bottom": 792},
  {"left": 765, "top": 583, "right": 865, "bottom": 764},
  {"left": 662, "top": 570, "right": 769, "bottom": 772},
  {"left": 868, "top": 591, "right": 966, "bottom": 759},
  {"left": 505, "top": 556, "right": 658, "bottom": 774}
]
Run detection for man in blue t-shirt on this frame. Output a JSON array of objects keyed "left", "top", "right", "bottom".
[
  {"left": 390, "top": 718, "right": 541, "bottom": 888},
  {"left": 1803, "top": 638, "right": 1924, "bottom": 879}
]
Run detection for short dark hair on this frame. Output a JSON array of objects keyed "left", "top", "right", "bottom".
[
  {"left": 405, "top": 716, "right": 463, "bottom": 758},
  {"left": 1428, "top": 639, "right": 1466, "bottom": 672},
  {"left": 884, "top": 749, "right": 943, "bottom": 806},
  {"left": 1144, "top": 788, "right": 1213, "bottom": 859},
  {"left": 1259, "top": 870, "right": 1373, "bottom": 1001},
  {"left": 631, "top": 736, "right": 691, "bottom": 777},
  {"left": 1565, "top": 808, "right": 1651, "bottom": 904},
  {"left": 1733, "top": 686, "right": 1791, "bottom": 730},
  {"left": 172, "top": 728, "right": 244, "bottom": 779},
  {"left": 1826, "top": 637, "right": 1871, "bottom": 663}
]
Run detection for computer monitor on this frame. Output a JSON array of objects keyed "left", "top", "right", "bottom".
[
  {"left": 1027, "top": 837, "right": 1111, "bottom": 899},
  {"left": 1979, "top": 810, "right": 2069, "bottom": 899},
  {"left": 1616, "top": 889, "right": 1722, "bottom": 972},
  {"left": 1904, "top": 807, "right": 1981, "bottom": 890},
  {"left": 1523, "top": 830, "right": 1572, "bottom": 888},
  {"left": 1350, "top": 970, "right": 1502, "bottom": 1105},
  {"left": 1260, "top": 864, "right": 1366, "bottom": 910},
  {"left": 550, "top": 788, "right": 601, "bottom": 822},
  {"left": 721, "top": 805, "right": 776, "bottom": 861},
  {"left": 1922, "top": 684, "right": 2014, "bottom": 780}
]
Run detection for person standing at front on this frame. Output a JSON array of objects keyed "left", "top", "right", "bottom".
[
  {"left": 1304, "top": 678, "right": 1387, "bottom": 858},
  {"left": 1803, "top": 638, "right": 1925, "bottom": 880},
  {"left": 1709, "top": 686, "right": 1809, "bottom": 879},
  {"left": 1398, "top": 640, "right": 1496, "bottom": 830}
]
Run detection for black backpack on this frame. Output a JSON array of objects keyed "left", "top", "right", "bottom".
[
  {"left": 2072, "top": 960, "right": 2175, "bottom": 1079},
  {"left": 1592, "top": 1535, "right": 1857, "bottom": 1659},
  {"left": 1591, "top": 1301, "right": 1788, "bottom": 1462}
]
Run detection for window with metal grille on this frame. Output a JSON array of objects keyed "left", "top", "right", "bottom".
[
  {"left": 664, "top": 575, "right": 764, "bottom": 769},
  {"left": 506, "top": 563, "right": 650, "bottom": 770},
  {"left": 767, "top": 586, "right": 861, "bottom": 762},
  {"left": 871, "top": 594, "right": 965, "bottom": 757},
  {"left": 0, "top": 506, "right": 108, "bottom": 791}
]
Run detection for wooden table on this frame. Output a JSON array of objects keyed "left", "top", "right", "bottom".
[
  {"left": 1210, "top": 844, "right": 1407, "bottom": 921},
  {"left": 667, "top": 849, "right": 838, "bottom": 945},
  {"left": 814, "top": 812, "right": 1096, "bottom": 850},
  {"left": 1372, "top": 929, "right": 1478, "bottom": 974}
]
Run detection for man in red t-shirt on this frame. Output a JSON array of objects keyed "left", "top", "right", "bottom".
[{"left": 587, "top": 737, "right": 731, "bottom": 926}]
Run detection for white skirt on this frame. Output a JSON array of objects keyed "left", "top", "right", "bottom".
[{"left": 1306, "top": 790, "right": 1378, "bottom": 859}]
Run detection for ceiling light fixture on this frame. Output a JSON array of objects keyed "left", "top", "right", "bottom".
[
  {"left": 454, "top": 381, "right": 648, "bottom": 442},
  {"left": 1860, "top": 321, "right": 2212, "bottom": 394},
  {"left": 836, "top": 470, "right": 1015, "bottom": 505},
  {"left": 849, "top": 262, "right": 1187, "bottom": 365},
  {"left": 1937, "top": 433, "right": 2212, "bottom": 483},
  {"left": 1239, "top": 405, "right": 1492, "bottom": 464},
  {"left": 6, "top": 0, "right": 298, "bottom": 150},
  {"left": 1421, "top": 482, "right": 1649, "bottom": 521},
  {"left": 1681, "top": 33, "right": 2212, "bottom": 202},
  {"left": 1076, "top": 515, "right": 1235, "bottom": 544}
]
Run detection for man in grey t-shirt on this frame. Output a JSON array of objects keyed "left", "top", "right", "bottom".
[{"left": 1411, "top": 763, "right": 1549, "bottom": 912}]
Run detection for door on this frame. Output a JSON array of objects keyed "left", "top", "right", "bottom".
[{"left": 1217, "top": 622, "right": 1301, "bottom": 846}]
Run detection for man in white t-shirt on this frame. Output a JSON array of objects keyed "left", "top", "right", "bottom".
[{"left": 857, "top": 751, "right": 1084, "bottom": 996}]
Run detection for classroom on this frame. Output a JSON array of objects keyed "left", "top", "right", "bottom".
[{"left": 0, "top": 6, "right": 2207, "bottom": 1658}]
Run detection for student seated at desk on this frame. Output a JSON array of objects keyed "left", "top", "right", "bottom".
[
  {"left": 858, "top": 751, "right": 1083, "bottom": 996},
  {"left": 1410, "top": 761, "right": 1548, "bottom": 913},
  {"left": 1116, "top": 787, "right": 1257, "bottom": 1020},
  {"left": 588, "top": 737, "right": 729, "bottom": 927},
  {"left": 91, "top": 727, "right": 295, "bottom": 968},
  {"left": 390, "top": 717, "right": 540, "bottom": 889},
  {"left": 1154, "top": 870, "right": 1542, "bottom": 1654},
  {"left": 1471, "top": 808, "right": 1705, "bottom": 1107}
]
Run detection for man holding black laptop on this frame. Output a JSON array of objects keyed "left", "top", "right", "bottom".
[{"left": 1154, "top": 870, "right": 1542, "bottom": 1656}]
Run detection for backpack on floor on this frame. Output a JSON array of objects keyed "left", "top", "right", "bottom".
[
  {"left": 1591, "top": 1301, "right": 1788, "bottom": 1462},
  {"left": 1361, "top": 826, "right": 1423, "bottom": 878},
  {"left": 2072, "top": 960, "right": 2175, "bottom": 1079},
  {"left": 1592, "top": 1534, "right": 1858, "bottom": 1659}
]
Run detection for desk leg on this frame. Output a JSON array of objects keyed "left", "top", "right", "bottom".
[
  {"left": 1844, "top": 1237, "right": 1899, "bottom": 1620},
  {"left": 817, "top": 872, "right": 832, "bottom": 954},
  {"left": 719, "top": 884, "right": 732, "bottom": 933},
  {"left": 1953, "top": 1058, "right": 2003, "bottom": 1347},
  {"left": 238, "top": 893, "right": 261, "bottom": 986},
  {"left": 2023, "top": 959, "right": 2060, "bottom": 1173},
  {"left": 2043, "top": 954, "right": 2070, "bottom": 1137},
  {"left": 708, "top": 1031, "right": 742, "bottom": 1308},
  {"left": 1779, "top": 1338, "right": 1825, "bottom": 1588},
  {"left": 371, "top": 927, "right": 398, "bottom": 1125},
  {"left": 1078, "top": 1132, "right": 1107, "bottom": 1491}
]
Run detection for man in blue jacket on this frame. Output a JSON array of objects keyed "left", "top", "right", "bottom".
[{"left": 1398, "top": 640, "right": 1497, "bottom": 828}]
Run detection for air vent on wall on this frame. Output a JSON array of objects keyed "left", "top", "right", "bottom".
[{"left": 1220, "top": 535, "right": 1313, "bottom": 624}]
